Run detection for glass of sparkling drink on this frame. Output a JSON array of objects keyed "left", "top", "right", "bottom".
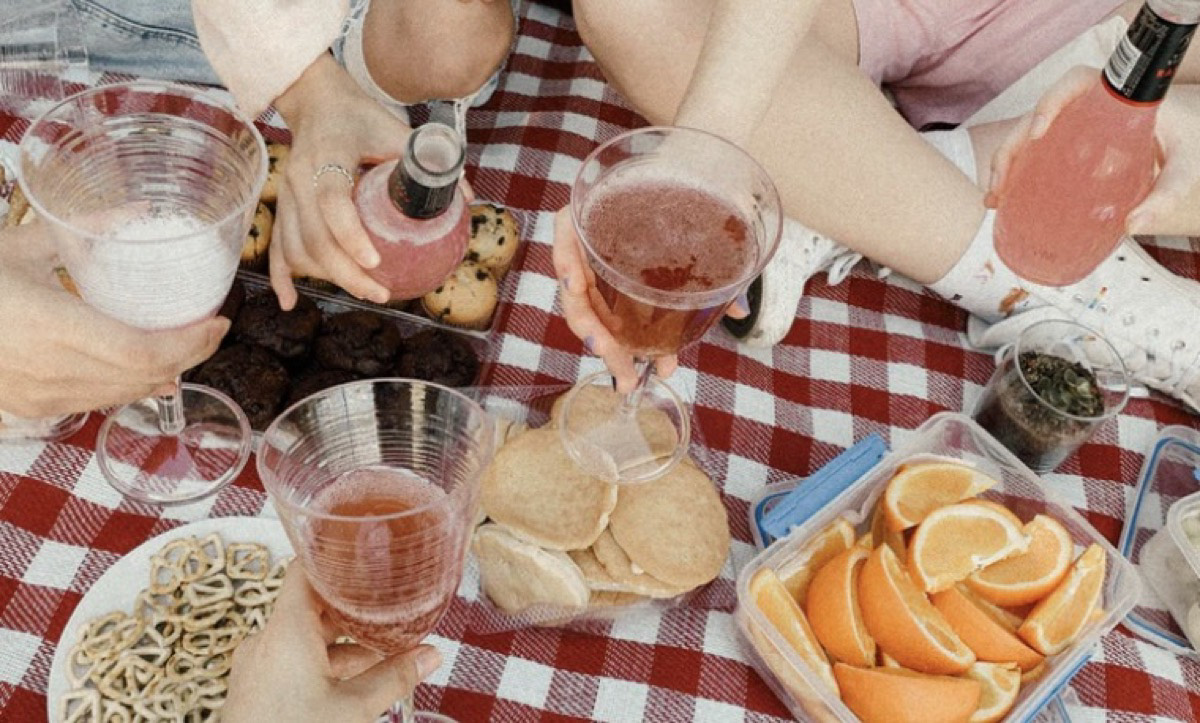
[
  {"left": 258, "top": 379, "right": 493, "bottom": 723},
  {"left": 18, "top": 80, "right": 267, "bottom": 503},
  {"left": 558, "top": 126, "right": 783, "bottom": 483}
]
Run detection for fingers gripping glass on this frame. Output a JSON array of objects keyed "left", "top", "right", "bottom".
[
  {"left": 558, "top": 127, "right": 783, "bottom": 483},
  {"left": 19, "top": 80, "right": 268, "bottom": 504}
]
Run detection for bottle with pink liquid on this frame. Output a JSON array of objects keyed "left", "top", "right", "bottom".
[
  {"left": 354, "top": 122, "right": 470, "bottom": 300},
  {"left": 994, "top": 0, "right": 1198, "bottom": 286}
]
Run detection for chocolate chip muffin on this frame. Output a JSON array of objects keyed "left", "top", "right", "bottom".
[
  {"left": 466, "top": 203, "right": 520, "bottom": 277},
  {"left": 314, "top": 310, "right": 403, "bottom": 376},
  {"left": 420, "top": 261, "right": 498, "bottom": 330},
  {"left": 394, "top": 328, "right": 480, "bottom": 387},
  {"left": 231, "top": 291, "right": 322, "bottom": 368},
  {"left": 285, "top": 368, "right": 360, "bottom": 408},
  {"left": 191, "top": 344, "right": 289, "bottom": 430}
]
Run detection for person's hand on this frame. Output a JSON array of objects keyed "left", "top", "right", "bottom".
[
  {"left": 269, "top": 56, "right": 410, "bottom": 310},
  {"left": 552, "top": 207, "right": 750, "bottom": 392},
  {"left": 0, "top": 222, "right": 227, "bottom": 418},
  {"left": 985, "top": 65, "right": 1200, "bottom": 236},
  {"left": 223, "top": 565, "right": 441, "bottom": 723}
]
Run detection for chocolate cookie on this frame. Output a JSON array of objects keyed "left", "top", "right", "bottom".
[
  {"left": 394, "top": 328, "right": 480, "bottom": 387},
  {"left": 217, "top": 278, "right": 246, "bottom": 323},
  {"left": 285, "top": 368, "right": 360, "bottom": 408},
  {"left": 314, "top": 310, "right": 403, "bottom": 376},
  {"left": 191, "top": 344, "right": 289, "bottom": 430},
  {"left": 231, "top": 290, "right": 321, "bottom": 367}
]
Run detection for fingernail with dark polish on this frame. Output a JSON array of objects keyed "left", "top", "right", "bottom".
[
  {"left": 561, "top": 276, "right": 570, "bottom": 292},
  {"left": 734, "top": 293, "right": 749, "bottom": 314},
  {"left": 583, "top": 335, "right": 594, "bottom": 353}
]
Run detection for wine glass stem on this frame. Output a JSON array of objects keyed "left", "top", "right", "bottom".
[
  {"left": 619, "top": 358, "right": 656, "bottom": 417},
  {"left": 398, "top": 692, "right": 417, "bottom": 723},
  {"left": 156, "top": 377, "right": 185, "bottom": 436}
]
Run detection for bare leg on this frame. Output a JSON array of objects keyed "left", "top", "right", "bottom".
[
  {"left": 573, "top": 0, "right": 985, "bottom": 284},
  {"left": 363, "top": 0, "right": 515, "bottom": 103}
]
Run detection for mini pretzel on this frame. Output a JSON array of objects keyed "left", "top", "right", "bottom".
[
  {"left": 147, "top": 615, "right": 183, "bottom": 647},
  {"left": 242, "top": 605, "right": 268, "bottom": 634},
  {"left": 101, "top": 700, "right": 132, "bottom": 723},
  {"left": 126, "top": 626, "right": 173, "bottom": 668},
  {"left": 59, "top": 688, "right": 101, "bottom": 723},
  {"left": 201, "top": 651, "right": 233, "bottom": 678},
  {"left": 233, "top": 580, "right": 274, "bottom": 609},
  {"left": 179, "top": 539, "right": 223, "bottom": 583},
  {"left": 96, "top": 655, "right": 161, "bottom": 706},
  {"left": 155, "top": 538, "right": 195, "bottom": 569},
  {"left": 226, "top": 543, "right": 270, "bottom": 581},
  {"left": 182, "top": 600, "right": 233, "bottom": 632},
  {"left": 184, "top": 573, "right": 234, "bottom": 609},
  {"left": 147, "top": 554, "right": 183, "bottom": 597},
  {"left": 181, "top": 626, "right": 244, "bottom": 657},
  {"left": 80, "top": 613, "right": 144, "bottom": 662}
]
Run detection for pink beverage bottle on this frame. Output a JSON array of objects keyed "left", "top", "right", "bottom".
[
  {"left": 354, "top": 123, "right": 470, "bottom": 300},
  {"left": 994, "top": 0, "right": 1199, "bottom": 286}
]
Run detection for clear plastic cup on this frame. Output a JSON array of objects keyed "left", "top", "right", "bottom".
[{"left": 0, "top": 0, "right": 89, "bottom": 116}]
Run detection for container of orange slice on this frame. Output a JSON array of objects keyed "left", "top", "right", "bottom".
[{"left": 735, "top": 412, "right": 1140, "bottom": 723}]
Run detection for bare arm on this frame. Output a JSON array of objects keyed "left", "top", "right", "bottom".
[{"left": 673, "top": 0, "right": 824, "bottom": 145}]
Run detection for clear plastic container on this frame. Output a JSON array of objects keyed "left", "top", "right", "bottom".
[
  {"left": 735, "top": 412, "right": 1140, "bottom": 723},
  {"left": 453, "top": 384, "right": 731, "bottom": 635},
  {"left": 1116, "top": 425, "right": 1200, "bottom": 657}
]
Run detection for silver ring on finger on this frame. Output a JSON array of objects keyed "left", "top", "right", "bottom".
[{"left": 312, "top": 163, "right": 356, "bottom": 189}]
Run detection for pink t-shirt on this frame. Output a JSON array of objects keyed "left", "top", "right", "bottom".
[{"left": 854, "top": 0, "right": 1125, "bottom": 128}]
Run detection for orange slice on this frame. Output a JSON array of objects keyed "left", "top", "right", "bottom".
[
  {"left": 1020, "top": 660, "right": 1046, "bottom": 683},
  {"left": 960, "top": 499, "right": 1023, "bottom": 528},
  {"left": 880, "top": 651, "right": 904, "bottom": 668},
  {"left": 907, "top": 502, "right": 1029, "bottom": 593},
  {"left": 749, "top": 567, "right": 838, "bottom": 694},
  {"left": 931, "top": 585, "right": 1043, "bottom": 671},
  {"left": 1017, "top": 543, "right": 1106, "bottom": 655},
  {"left": 806, "top": 546, "right": 876, "bottom": 667},
  {"left": 870, "top": 498, "right": 907, "bottom": 556},
  {"left": 859, "top": 544, "right": 976, "bottom": 675},
  {"left": 834, "top": 662, "right": 981, "bottom": 723},
  {"left": 967, "top": 515, "right": 1074, "bottom": 606},
  {"left": 883, "top": 461, "right": 998, "bottom": 532},
  {"left": 965, "top": 662, "right": 1021, "bottom": 723},
  {"left": 955, "top": 584, "right": 1026, "bottom": 633},
  {"left": 776, "top": 518, "right": 855, "bottom": 605}
]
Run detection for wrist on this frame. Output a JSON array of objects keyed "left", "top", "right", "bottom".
[{"left": 274, "top": 53, "right": 348, "bottom": 127}]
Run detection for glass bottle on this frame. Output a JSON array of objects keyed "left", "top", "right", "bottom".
[
  {"left": 993, "top": 0, "right": 1199, "bottom": 286},
  {"left": 354, "top": 122, "right": 470, "bottom": 301}
]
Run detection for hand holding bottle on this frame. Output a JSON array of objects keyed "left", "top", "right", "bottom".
[{"left": 987, "top": 66, "right": 1200, "bottom": 239}]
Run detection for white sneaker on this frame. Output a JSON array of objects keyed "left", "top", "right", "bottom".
[
  {"left": 722, "top": 218, "right": 862, "bottom": 347},
  {"left": 967, "top": 238, "right": 1200, "bottom": 413}
]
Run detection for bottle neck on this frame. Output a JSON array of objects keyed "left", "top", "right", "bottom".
[
  {"left": 387, "top": 123, "right": 466, "bottom": 219},
  {"left": 1102, "top": 1, "right": 1198, "bottom": 104}
]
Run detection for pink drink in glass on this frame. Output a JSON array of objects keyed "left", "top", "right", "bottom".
[
  {"left": 308, "top": 467, "right": 464, "bottom": 655},
  {"left": 583, "top": 179, "right": 758, "bottom": 357}
]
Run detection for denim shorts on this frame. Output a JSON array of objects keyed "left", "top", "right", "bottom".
[{"left": 68, "top": 0, "right": 519, "bottom": 122}]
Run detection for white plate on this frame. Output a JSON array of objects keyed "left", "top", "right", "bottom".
[{"left": 46, "top": 516, "right": 292, "bottom": 723}]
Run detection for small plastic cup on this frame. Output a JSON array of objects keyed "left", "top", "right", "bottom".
[
  {"left": 972, "top": 318, "right": 1130, "bottom": 473},
  {"left": 0, "top": 0, "right": 89, "bottom": 116}
]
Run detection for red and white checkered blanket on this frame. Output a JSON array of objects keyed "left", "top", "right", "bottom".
[{"left": 3, "top": 4, "right": 1200, "bottom": 721}]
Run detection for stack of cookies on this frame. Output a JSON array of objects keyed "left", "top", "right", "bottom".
[{"left": 473, "top": 386, "right": 731, "bottom": 617}]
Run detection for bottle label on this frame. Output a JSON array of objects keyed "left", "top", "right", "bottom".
[
  {"left": 1104, "top": 6, "right": 1197, "bottom": 103},
  {"left": 388, "top": 170, "right": 456, "bottom": 220}
]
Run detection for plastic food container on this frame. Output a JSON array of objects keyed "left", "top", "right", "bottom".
[
  {"left": 1117, "top": 425, "right": 1200, "bottom": 656},
  {"left": 237, "top": 204, "right": 527, "bottom": 339},
  {"left": 735, "top": 412, "right": 1140, "bottom": 723},
  {"left": 453, "top": 384, "right": 733, "bottom": 635}
]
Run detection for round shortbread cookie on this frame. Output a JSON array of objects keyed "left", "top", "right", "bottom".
[
  {"left": 589, "top": 590, "right": 646, "bottom": 607},
  {"left": 473, "top": 524, "right": 590, "bottom": 614},
  {"left": 480, "top": 429, "right": 617, "bottom": 551},
  {"left": 608, "top": 460, "right": 729, "bottom": 589},
  {"left": 590, "top": 529, "right": 688, "bottom": 599},
  {"left": 567, "top": 547, "right": 624, "bottom": 592}
]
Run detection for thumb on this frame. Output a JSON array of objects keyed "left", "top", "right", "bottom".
[
  {"left": 169, "top": 316, "right": 231, "bottom": 371},
  {"left": 337, "top": 644, "right": 441, "bottom": 717}
]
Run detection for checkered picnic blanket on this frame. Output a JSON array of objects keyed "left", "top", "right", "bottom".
[{"left": 3, "top": 3, "right": 1200, "bottom": 721}]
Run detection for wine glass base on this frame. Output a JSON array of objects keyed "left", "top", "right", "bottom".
[
  {"left": 557, "top": 370, "right": 690, "bottom": 484},
  {"left": 0, "top": 410, "right": 88, "bottom": 443},
  {"left": 97, "top": 382, "right": 252, "bottom": 505}
]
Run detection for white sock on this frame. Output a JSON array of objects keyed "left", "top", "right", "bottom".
[{"left": 927, "top": 210, "right": 1042, "bottom": 323}]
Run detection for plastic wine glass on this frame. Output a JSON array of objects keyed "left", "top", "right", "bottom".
[
  {"left": 258, "top": 379, "right": 494, "bottom": 723},
  {"left": 558, "top": 126, "right": 783, "bottom": 483},
  {"left": 18, "top": 80, "right": 267, "bottom": 503}
]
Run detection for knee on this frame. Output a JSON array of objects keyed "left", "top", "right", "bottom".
[
  {"left": 573, "top": 0, "right": 639, "bottom": 62},
  {"left": 429, "top": 19, "right": 515, "bottom": 99}
]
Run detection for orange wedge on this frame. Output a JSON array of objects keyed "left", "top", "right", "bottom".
[
  {"left": 777, "top": 518, "right": 856, "bottom": 605},
  {"left": 870, "top": 498, "right": 907, "bottom": 556},
  {"left": 965, "top": 662, "right": 1021, "bottom": 723},
  {"left": 960, "top": 499, "right": 1023, "bottom": 528},
  {"left": 880, "top": 651, "right": 904, "bottom": 668},
  {"left": 749, "top": 567, "right": 838, "bottom": 694},
  {"left": 859, "top": 544, "right": 976, "bottom": 675},
  {"left": 967, "top": 515, "right": 1073, "bottom": 606},
  {"left": 1020, "top": 661, "right": 1046, "bottom": 683},
  {"left": 955, "top": 584, "right": 1026, "bottom": 634},
  {"left": 883, "top": 461, "right": 998, "bottom": 532},
  {"left": 806, "top": 546, "right": 876, "bottom": 667},
  {"left": 907, "top": 502, "right": 1029, "bottom": 593},
  {"left": 1018, "top": 543, "right": 1106, "bottom": 655},
  {"left": 931, "top": 585, "right": 1043, "bottom": 671},
  {"left": 834, "top": 662, "right": 981, "bottom": 723}
]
